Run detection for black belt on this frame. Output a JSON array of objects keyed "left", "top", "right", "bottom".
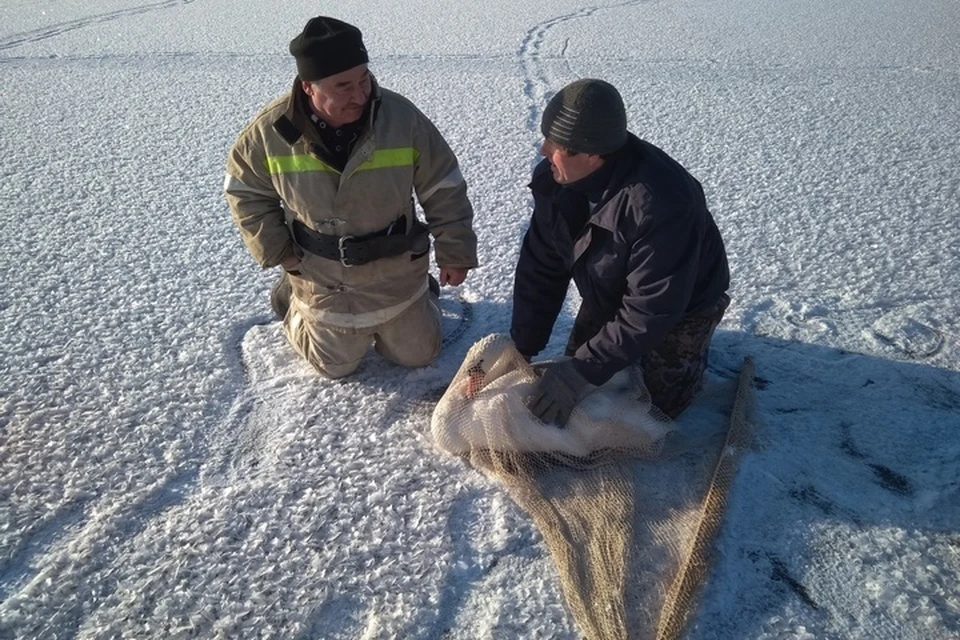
[{"left": 291, "top": 217, "right": 430, "bottom": 267}]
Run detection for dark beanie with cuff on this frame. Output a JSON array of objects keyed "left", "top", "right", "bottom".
[
  {"left": 541, "top": 79, "right": 628, "bottom": 155},
  {"left": 289, "top": 17, "right": 369, "bottom": 82}
]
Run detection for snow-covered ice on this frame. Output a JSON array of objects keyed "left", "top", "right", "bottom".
[{"left": 1, "top": 0, "right": 958, "bottom": 638}]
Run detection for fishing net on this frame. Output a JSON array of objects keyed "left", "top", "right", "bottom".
[{"left": 430, "top": 333, "right": 754, "bottom": 639}]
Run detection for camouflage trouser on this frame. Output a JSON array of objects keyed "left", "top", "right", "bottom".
[{"left": 565, "top": 294, "right": 730, "bottom": 418}]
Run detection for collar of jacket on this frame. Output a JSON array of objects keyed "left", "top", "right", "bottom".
[
  {"left": 271, "top": 74, "right": 383, "bottom": 146},
  {"left": 565, "top": 149, "right": 620, "bottom": 202},
  {"left": 529, "top": 134, "right": 645, "bottom": 234}
]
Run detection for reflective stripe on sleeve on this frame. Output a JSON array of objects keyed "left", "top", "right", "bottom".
[
  {"left": 223, "top": 174, "right": 278, "bottom": 197},
  {"left": 419, "top": 166, "right": 465, "bottom": 202}
]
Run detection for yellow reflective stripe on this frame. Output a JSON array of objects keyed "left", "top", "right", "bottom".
[
  {"left": 265, "top": 155, "right": 335, "bottom": 174},
  {"left": 357, "top": 147, "right": 418, "bottom": 171},
  {"left": 265, "top": 148, "right": 418, "bottom": 175}
]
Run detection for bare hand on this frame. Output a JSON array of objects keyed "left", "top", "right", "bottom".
[
  {"left": 439, "top": 266, "right": 469, "bottom": 286},
  {"left": 280, "top": 254, "right": 301, "bottom": 270}
]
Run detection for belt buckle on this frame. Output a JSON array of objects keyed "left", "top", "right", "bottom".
[{"left": 338, "top": 235, "right": 356, "bottom": 267}]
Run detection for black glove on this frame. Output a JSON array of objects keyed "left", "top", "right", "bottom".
[{"left": 527, "top": 360, "right": 592, "bottom": 427}]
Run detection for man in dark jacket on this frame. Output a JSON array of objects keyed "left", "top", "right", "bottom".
[{"left": 512, "top": 79, "right": 730, "bottom": 425}]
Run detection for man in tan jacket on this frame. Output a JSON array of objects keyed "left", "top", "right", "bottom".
[{"left": 225, "top": 16, "right": 478, "bottom": 378}]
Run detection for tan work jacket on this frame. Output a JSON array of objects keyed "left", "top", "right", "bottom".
[{"left": 225, "top": 78, "right": 478, "bottom": 328}]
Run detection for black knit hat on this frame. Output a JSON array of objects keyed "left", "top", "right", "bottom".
[
  {"left": 541, "top": 79, "right": 628, "bottom": 155},
  {"left": 289, "top": 17, "right": 369, "bottom": 81}
]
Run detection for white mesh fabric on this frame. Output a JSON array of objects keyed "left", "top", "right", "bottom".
[
  {"left": 431, "top": 334, "right": 674, "bottom": 461},
  {"left": 430, "top": 334, "right": 755, "bottom": 639}
]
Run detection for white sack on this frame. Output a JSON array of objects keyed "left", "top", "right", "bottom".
[{"left": 431, "top": 334, "right": 674, "bottom": 459}]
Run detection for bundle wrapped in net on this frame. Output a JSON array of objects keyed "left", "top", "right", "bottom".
[
  {"left": 431, "top": 334, "right": 674, "bottom": 464},
  {"left": 430, "top": 334, "right": 754, "bottom": 639}
]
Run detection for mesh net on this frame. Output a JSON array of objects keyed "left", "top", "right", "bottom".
[{"left": 430, "top": 334, "right": 755, "bottom": 639}]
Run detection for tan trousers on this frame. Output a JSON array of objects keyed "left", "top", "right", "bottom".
[{"left": 283, "top": 292, "right": 441, "bottom": 378}]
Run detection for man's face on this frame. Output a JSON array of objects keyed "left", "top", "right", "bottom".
[
  {"left": 302, "top": 64, "right": 372, "bottom": 128},
  {"left": 540, "top": 139, "right": 604, "bottom": 184}
]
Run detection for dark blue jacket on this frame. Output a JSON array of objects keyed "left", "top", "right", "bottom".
[{"left": 511, "top": 134, "right": 730, "bottom": 385}]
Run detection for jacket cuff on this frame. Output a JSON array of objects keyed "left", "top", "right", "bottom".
[{"left": 569, "top": 356, "right": 615, "bottom": 387}]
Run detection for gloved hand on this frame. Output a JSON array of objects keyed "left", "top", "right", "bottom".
[{"left": 527, "top": 360, "right": 592, "bottom": 427}]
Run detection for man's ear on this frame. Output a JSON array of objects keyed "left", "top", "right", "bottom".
[{"left": 587, "top": 153, "right": 605, "bottom": 170}]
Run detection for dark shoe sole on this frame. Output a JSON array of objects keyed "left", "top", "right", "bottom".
[{"left": 270, "top": 272, "right": 292, "bottom": 319}]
